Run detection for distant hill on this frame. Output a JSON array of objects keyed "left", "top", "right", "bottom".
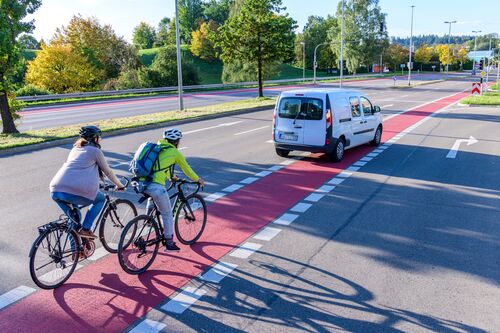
[{"left": 391, "top": 34, "right": 474, "bottom": 48}]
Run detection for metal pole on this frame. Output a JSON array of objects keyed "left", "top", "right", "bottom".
[
  {"left": 340, "top": 0, "right": 344, "bottom": 88},
  {"left": 472, "top": 30, "right": 481, "bottom": 75},
  {"left": 302, "top": 42, "right": 305, "bottom": 82},
  {"left": 175, "top": 0, "right": 184, "bottom": 111},
  {"left": 408, "top": 5, "right": 415, "bottom": 86},
  {"left": 444, "top": 21, "right": 456, "bottom": 76},
  {"left": 486, "top": 35, "right": 492, "bottom": 83}
]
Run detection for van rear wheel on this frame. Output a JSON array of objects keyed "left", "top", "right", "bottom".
[
  {"left": 275, "top": 148, "right": 290, "bottom": 157},
  {"left": 330, "top": 139, "right": 345, "bottom": 162}
]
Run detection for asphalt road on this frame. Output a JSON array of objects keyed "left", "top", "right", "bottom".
[{"left": 1, "top": 78, "right": 498, "bottom": 332}]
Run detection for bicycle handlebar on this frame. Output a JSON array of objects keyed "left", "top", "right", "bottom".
[{"left": 100, "top": 177, "right": 130, "bottom": 192}]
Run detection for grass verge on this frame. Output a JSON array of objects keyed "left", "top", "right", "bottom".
[
  {"left": 390, "top": 79, "right": 445, "bottom": 89},
  {"left": 1, "top": 97, "right": 276, "bottom": 151},
  {"left": 460, "top": 91, "right": 500, "bottom": 105}
]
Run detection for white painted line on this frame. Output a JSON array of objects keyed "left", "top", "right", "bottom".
[
  {"left": 360, "top": 157, "right": 373, "bottom": 162},
  {"left": 184, "top": 121, "right": 243, "bottom": 135},
  {"left": 446, "top": 136, "right": 478, "bottom": 159},
  {"left": 200, "top": 262, "right": 238, "bottom": 283},
  {"left": 280, "top": 159, "right": 296, "bottom": 166},
  {"left": 353, "top": 161, "right": 367, "bottom": 167},
  {"left": 161, "top": 287, "right": 207, "bottom": 314},
  {"left": 255, "top": 170, "right": 272, "bottom": 177},
  {"left": 379, "top": 145, "right": 390, "bottom": 149},
  {"left": 222, "top": 184, "right": 244, "bottom": 193},
  {"left": 240, "top": 177, "right": 259, "bottom": 184},
  {"left": 304, "top": 193, "right": 325, "bottom": 202},
  {"left": 38, "top": 264, "right": 83, "bottom": 284},
  {"left": 273, "top": 213, "right": 299, "bottom": 226},
  {"left": 110, "top": 161, "right": 129, "bottom": 168},
  {"left": 266, "top": 140, "right": 274, "bottom": 143},
  {"left": 268, "top": 165, "right": 284, "bottom": 171},
  {"left": 290, "top": 202, "right": 312, "bottom": 213},
  {"left": 178, "top": 147, "right": 189, "bottom": 151},
  {"left": 347, "top": 166, "right": 360, "bottom": 172},
  {"left": 373, "top": 149, "right": 384, "bottom": 153},
  {"left": 401, "top": 94, "right": 409, "bottom": 98},
  {"left": 87, "top": 247, "right": 109, "bottom": 261},
  {"left": 234, "top": 125, "right": 269, "bottom": 136},
  {"left": 205, "top": 192, "right": 226, "bottom": 202},
  {"left": 0, "top": 286, "right": 36, "bottom": 310},
  {"left": 317, "top": 185, "right": 335, "bottom": 193},
  {"left": 129, "top": 319, "right": 167, "bottom": 333},
  {"left": 253, "top": 227, "right": 282, "bottom": 241},
  {"left": 230, "top": 242, "right": 262, "bottom": 259},
  {"left": 366, "top": 152, "right": 379, "bottom": 158},
  {"left": 381, "top": 104, "right": 394, "bottom": 108},
  {"left": 337, "top": 171, "right": 353, "bottom": 178},
  {"left": 328, "top": 178, "right": 345, "bottom": 185}
]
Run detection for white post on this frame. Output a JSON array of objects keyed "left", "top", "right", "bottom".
[
  {"left": 301, "top": 42, "right": 305, "bottom": 82},
  {"left": 444, "top": 21, "right": 456, "bottom": 76},
  {"left": 408, "top": 5, "right": 415, "bottom": 86},
  {"left": 340, "top": 0, "right": 345, "bottom": 88},
  {"left": 472, "top": 30, "right": 481, "bottom": 75},
  {"left": 175, "top": 0, "right": 184, "bottom": 111}
]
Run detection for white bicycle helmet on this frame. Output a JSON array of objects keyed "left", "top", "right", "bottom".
[{"left": 163, "top": 128, "right": 183, "bottom": 141}]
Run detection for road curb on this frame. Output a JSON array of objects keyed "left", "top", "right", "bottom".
[{"left": 0, "top": 105, "right": 273, "bottom": 157}]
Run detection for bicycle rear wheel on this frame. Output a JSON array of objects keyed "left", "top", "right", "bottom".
[
  {"left": 29, "top": 225, "right": 80, "bottom": 289},
  {"left": 174, "top": 194, "right": 207, "bottom": 245},
  {"left": 118, "top": 215, "right": 160, "bottom": 275},
  {"left": 99, "top": 199, "right": 137, "bottom": 253}
]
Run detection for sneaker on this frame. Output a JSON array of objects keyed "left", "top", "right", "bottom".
[
  {"left": 78, "top": 229, "right": 97, "bottom": 239},
  {"left": 165, "top": 242, "right": 180, "bottom": 252}
]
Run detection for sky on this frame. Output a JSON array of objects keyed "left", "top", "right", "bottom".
[{"left": 27, "top": 0, "right": 499, "bottom": 43}]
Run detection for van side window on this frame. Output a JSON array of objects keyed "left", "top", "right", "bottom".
[
  {"left": 304, "top": 99, "right": 323, "bottom": 120},
  {"left": 349, "top": 97, "right": 361, "bottom": 118},
  {"left": 360, "top": 97, "right": 373, "bottom": 116}
]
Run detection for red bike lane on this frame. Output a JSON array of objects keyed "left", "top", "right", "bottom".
[{"left": 0, "top": 90, "right": 469, "bottom": 333}]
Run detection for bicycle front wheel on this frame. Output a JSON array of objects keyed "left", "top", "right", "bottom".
[
  {"left": 118, "top": 215, "right": 160, "bottom": 275},
  {"left": 99, "top": 199, "right": 138, "bottom": 253},
  {"left": 29, "top": 225, "right": 80, "bottom": 289},
  {"left": 175, "top": 194, "right": 207, "bottom": 245}
]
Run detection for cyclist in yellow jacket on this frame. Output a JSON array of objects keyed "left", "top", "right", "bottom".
[{"left": 144, "top": 128, "right": 205, "bottom": 251}]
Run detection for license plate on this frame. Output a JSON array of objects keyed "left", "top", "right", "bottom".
[{"left": 280, "top": 133, "right": 298, "bottom": 141}]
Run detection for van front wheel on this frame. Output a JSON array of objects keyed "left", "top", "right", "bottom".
[
  {"left": 330, "top": 139, "right": 345, "bottom": 162},
  {"left": 276, "top": 148, "right": 290, "bottom": 157},
  {"left": 371, "top": 126, "right": 382, "bottom": 146}
]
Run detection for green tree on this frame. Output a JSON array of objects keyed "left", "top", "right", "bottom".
[
  {"left": 384, "top": 43, "right": 408, "bottom": 72},
  {"left": 221, "top": 60, "right": 280, "bottom": 83},
  {"left": 0, "top": 0, "right": 42, "bottom": 134},
  {"left": 179, "top": 0, "right": 205, "bottom": 43},
  {"left": 150, "top": 46, "right": 199, "bottom": 87},
  {"left": 218, "top": 0, "right": 296, "bottom": 97},
  {"left": 203, "top": 0, "right": 231, "bottom": 26},
  {"left": 414, "top": 43, "right": 432, "bottom": 63},
  {"left": 457, "top": 47, "right": 468, "bottom": 70},
  {"left": 328, "top": 0, "right": 388, "bottom": 73},
  {"left": 133, "top": 22, "right": 156, "bottom": 49},
  {"left": 154, "top": 17, "right": 171, "bottom": 47},
  {"left": 18, "top": 34, "right": 40, "bottom": 49},
  {"left": 190, "top": 20, "right": 219, "bottom": 61},
  {"left": 435, "top": 44, "right": 457, "bottom": 66}
]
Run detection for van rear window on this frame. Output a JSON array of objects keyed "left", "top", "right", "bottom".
[{"left": 278, "top": 98, "right": 323, "bottom": 120}]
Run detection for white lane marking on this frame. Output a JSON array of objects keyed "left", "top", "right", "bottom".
[
  {"left": 255, "top": 170, "right": 272, "bottom": 177},
  {"left": 317, "top": 185, "right": 336, "bottom": 193},
  {"left": 87, "top": 247, "right": 109, "bottom": 261},
  {"left": 200, "top": 262, "right": 238, "bottom": 283},
  {"left": 268, "top": 165, "right": 284, "bottom": 171},
  {"left": 273, "top": 213, "right": 299, "bottom": 226},
  {"left": 373, "top": 149, "right": 384, "bottom": 153},
  {"left": 222, "top": 184, "right": 244, "bottom": 193},
  {"left": 110, "top": 161, "right": 129, "bottom": 168},
  {"left": 446, "top": 136, "right": 478, "bottom": 159},
  {"left": 381, "top": 104, "right": 394, "bottom": 108},
  {"left": 290, "top": 202, "right": 312, "bottom": 213},
  {"left": 38, "top": 264, "right": 83, "bottom": 284},
  {"left": 178, "top": 147, "right": 189, "bottom": 151},
  {"left": 360, "top": 157, "right": 373, "bottom": 162},
  {"left": 253, "top": 227, "right": 282, "bottom": 241},
  {"left": 353, "top": 161, "right": 367, "bottom": 167},
  {"left": 161, "top": 287, "right": 207, "bottom": 314},
  {"left": 366, "top": 152, "right": 379, "bottom": 158},
  {"left": 241, "top": 177, "right": 259, "bottom": 184},
  {"left": 304, "top": 193, "right": 325, "bottom": 202},
  {"left": 337, "top": 171, "right": 353, "bottom": 178},
  {"left": 266, "top": 140, "right": 274, "bottom": 143},
  {"left": 230, "top": 242, "right": 262, "bottom": 259},
  {"left": 328, "top": 178, "right": 345, "bottom": 185},
  {"left": 280, "top": 159, "right": 296, "bottom": 166},
  {"left": 129, "top": 319, "right": 167, "bottom": 333},
  {"left": 205, "top": 192, "right": 226, "bottom": 202},
  {"left": 234, "top": 125, "right": 269, "bottom": 136},
  {"left": 347, "top": 166, "right": 360, "bottom": 172},
  {"left": 379, "top": 145, "right": 390, "bottom": 149},
  {"left": 401, "top": 94, "right": 409, "bottom": 98},
  {"left": 184, "top": 121, "right": 243, "bottom": 135},
  {"left": 0, "top": 286, "right": 36, "bottom": 310}
]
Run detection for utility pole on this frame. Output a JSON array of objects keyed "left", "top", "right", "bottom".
[
  {"left": 444, "top": 20, "right": 456, "bottom": 76},
  {"left": 408, "top": 5, "right": 415, "bottom": 86},
  {"left": 472, "top": 30, "right": 481, "bottom": 75},
  {"left": 486, "top": 34, "right": 492, "bottom": 84},
  {"left": 300, "top": 41, "right": 305, "bottom": 82},
  {"left": 175, "top": 0, "right": 184, "bottom": 111},
  {"left": 313, "top": 42, "right": 329, "bottom": 84},
  {"left": 340, "top": 0, "right": 345, "bottom": 88}
]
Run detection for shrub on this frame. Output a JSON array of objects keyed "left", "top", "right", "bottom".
[{"left": 16, "top": 84, "right": 52, "bottom": 96}]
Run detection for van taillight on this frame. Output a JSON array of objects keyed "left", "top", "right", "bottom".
[{"left": 326, "top": 109, "right": 332, "bottom": 128}]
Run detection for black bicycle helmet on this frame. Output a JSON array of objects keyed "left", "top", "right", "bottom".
[{"left": 79, "top": 126, "right": 102, "bottom": 140}]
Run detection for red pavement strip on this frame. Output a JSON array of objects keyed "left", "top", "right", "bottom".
[{"left": 0, "top": 90, "right": 469, "bottom": 333}]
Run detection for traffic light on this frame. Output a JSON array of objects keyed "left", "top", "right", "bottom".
[
  {"left": 380, "top": 22, "right": 384, "bottom": 33},
  {"left": 479, "top": 59, "right": 484, "bottom": 70}
]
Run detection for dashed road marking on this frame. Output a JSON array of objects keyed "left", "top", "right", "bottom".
[
  {"left": 317, "top": 185, "right": 336, "bottom": 193},
  {"left": 240, "top": 177, "right": 259, "bottom": 184},
  {"left": 304, "top": 193, "right": 325, "bottom": 202},
  {"left": 353, "top": 161, "right": 367, "bottom": 167},
  {"left": 366, "top": 152, "right": 379, "bottom": 158},
  {"left": 280, "top": 159, "right": 297, "bottom": 166},
  {"left": 87, "top": 247, "right": 109, "bottom": 261},
  {"left": 161, "top": 287, "right": 207, "bottom": 314},
  {"left": 328, "top": 178, "right": 345, "bottom": 185},
  {"left": 253, "top": 227, "right": 282, "bottom": 241},
  {"left": 129, "top": 319, "right": 167, "bottom": 333},
  {"left": 222, "top": 184, "right": 244, "bottom": 193},
  {"left": 337, "top": 171, "right": 353, "bottom": 178},
  {"left": 255, "top": 170, "right": 272, "bottom": 177},
  {"left": 290, "top": 202, "right": 312, "bottom": 213},
  {"left": 0, "top": 286, "right": 36, "bottom": 311},
  {"left": 230, "top": 242, "right": 262, "bottom": 259},
  {"left": 273, "top": 213, "right": 299, "bottom": 226},
  {"left": 205, "top": 192, "right": 226, "bottom": 202},
  {"left": 360, "top": 157, "right": 373, "bottom": 162},
  {"left": 347, "top": 166, "right": 360, "bottom": 172},
  {"left": 200, "top": 262, "right": 238, "bottom": 284},
  {"left": 234, "top": 125, "right": 269, "bottom": 136},
  {"left": 268, "top": 165, "right": 284, "bottom": 171}
]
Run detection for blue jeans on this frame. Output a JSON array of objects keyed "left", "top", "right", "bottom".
[
  {"left": 144, "top": 183, "right": 174, "bottom": 239},
  {"left": 51, "top": 191, "right": 106, "bottom": 230}
]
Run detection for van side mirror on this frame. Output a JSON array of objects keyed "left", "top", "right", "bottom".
[{"left": 373, "top": 106, "right": 381, "bottom": 114}]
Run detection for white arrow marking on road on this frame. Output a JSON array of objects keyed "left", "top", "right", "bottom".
[
  {"left": 183, "top": 121, "right": 243, "bottom": 135},
  {"left": 446, "top": 136, "right": 478, "bottom": 159}
]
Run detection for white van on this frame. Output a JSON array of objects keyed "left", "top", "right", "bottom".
[{"left": 273, "top": 89, "right": 383, "bottom": 161}]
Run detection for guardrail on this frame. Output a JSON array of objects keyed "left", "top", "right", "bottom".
[{"left": 16, "top": 73, "right": 384, "bottom": 102}]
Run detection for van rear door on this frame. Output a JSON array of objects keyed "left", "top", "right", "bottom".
[
  {"left": 275, "top": 96, "right": 304, "bottom": 145},
  {"left": 302, "top": 97, "right": 326, "bottom": 146}
]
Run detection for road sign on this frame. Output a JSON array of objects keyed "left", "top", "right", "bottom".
[
  {"left": 400, "top": 64, "right": 405, "bottom": 68},
  {"left": 471, "top": 82, "right": 480, "bottom": 95},
  {"left": 480, "top": 70, "right": 486, "bottom": 78}
]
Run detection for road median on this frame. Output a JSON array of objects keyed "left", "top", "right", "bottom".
[{"left": 0, "top": 97, "right": 276, "bottom": 155}]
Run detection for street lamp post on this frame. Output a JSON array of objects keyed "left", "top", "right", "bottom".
[
  {"left": 340, "top": 0, "right": 345, "bottom": 88},
  {"left": 408, "top": 5, "right": 415, "bottom": 86},
  {"left": 300, "top": 42, "right": 305, "bottom": 82},
  {"left": 175, "top": 0, "right": 184, "bottom": 111},
  {"left": 472, "top": 30, "right": 481, "bottom": 75},
  {"left": 313, "top": 42, "right": 329, "bottom": 84},
  {"left": 444, "top": 20, "right": 456, "bottom": 76}
]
